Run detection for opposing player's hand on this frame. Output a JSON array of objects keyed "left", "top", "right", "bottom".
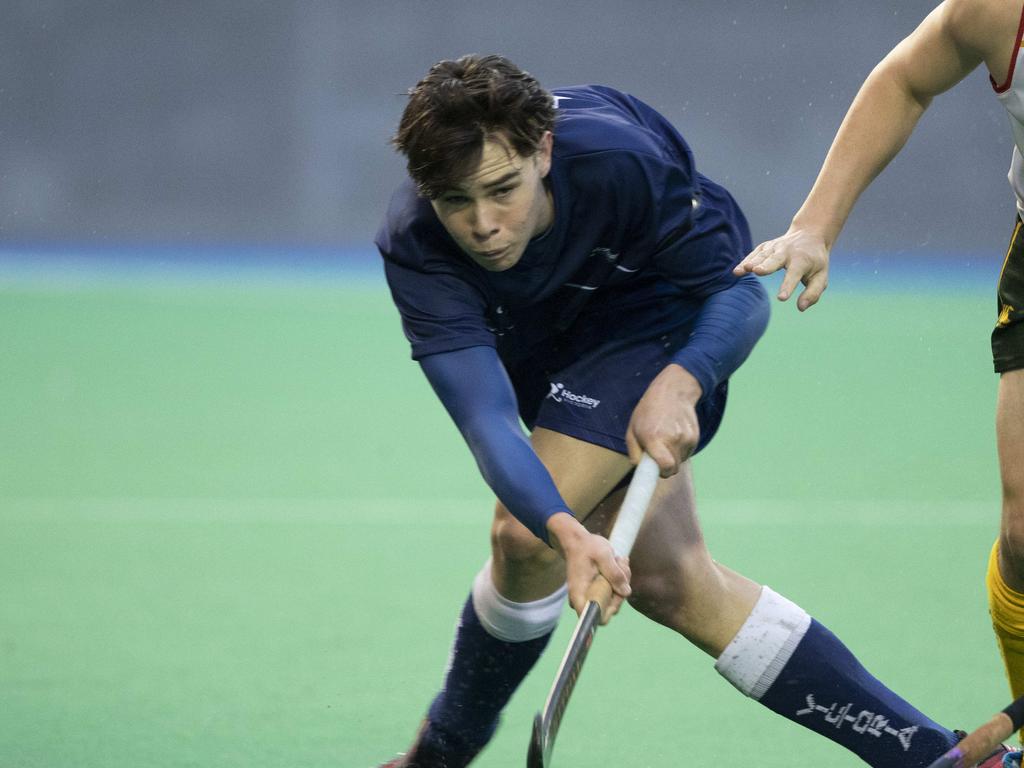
[
  {"left": 733, "top": 228, "right": 831, "bottom": 311},
  {"left": 626, "top": 363, "right": 701, "bottom": 477},
  {"left": 547, "top": 514, "right": 631, "bottom": 624}
]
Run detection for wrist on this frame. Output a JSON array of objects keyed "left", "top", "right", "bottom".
[
  {"left": 545, "top": 511, "right": 584, "bottom": 553},
  {"left": 666, "top": 363, "right": 703, "bottom": 402},
  {"left": 788, "top": 214, "right": 838, "bottom": 250}
]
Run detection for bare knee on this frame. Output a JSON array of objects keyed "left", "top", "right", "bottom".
[
  {"left": 1001, "top": 502, "right": 1024, "bottom": 582},
  {"left": 626, "top": 554, "right": 713, "bottom": 630},
  {"left": 627, "top": 554, "right": 760, "bottom": 657},
  {"left": 627, "top": 567, "right": 685, "bottom": 626},
  {"left": 491, "top": 503, "right": 560, "bottom": 569},
  {"left": 1002, "top": 447, "right": 1024, "bottom": 504}
]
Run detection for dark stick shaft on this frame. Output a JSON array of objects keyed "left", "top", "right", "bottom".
[{"left": 528, "top": 600, "right": 602, "bottom": 767}]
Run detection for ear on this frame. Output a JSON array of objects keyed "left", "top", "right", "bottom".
[{"left": 536, "top": 131, "right": 553, "bottom": 178}]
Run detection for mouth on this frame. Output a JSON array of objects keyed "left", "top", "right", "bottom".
[{"left": 475, "top": 246, "right": 510, "bottom": 261}]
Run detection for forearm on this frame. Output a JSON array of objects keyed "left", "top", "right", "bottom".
[
  {"left": 459, "top": 411, "right": 574, "bottom": 542},
  {"left": 793, "top": 61, "right": 930, "bottom": 246},
  {"left": 420, "top": 346, "right": 574, "bottom": 543},
  {"left": 670, "top": 275, "right": 770, "bottom": 396}
]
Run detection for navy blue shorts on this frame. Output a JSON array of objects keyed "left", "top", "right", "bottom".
[{"left": 504, "top": 292, "right": 728, "bottom": 457}]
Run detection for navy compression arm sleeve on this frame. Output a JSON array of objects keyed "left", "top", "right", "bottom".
[
  {"left": 419, "top": 346, "right": 573, "bottom": 543},
  {"left": 670, "top": 274, "right": 770, "bottom": 398}
]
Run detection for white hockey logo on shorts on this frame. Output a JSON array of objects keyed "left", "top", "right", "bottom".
[{"left": 547, "top": 382, "right": 601, "bottom": 409}]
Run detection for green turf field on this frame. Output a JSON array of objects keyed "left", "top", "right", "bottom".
[{"left": 0, "top": 259, "right": 1007, "bottom": 767}]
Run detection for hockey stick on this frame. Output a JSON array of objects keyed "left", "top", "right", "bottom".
[
  {"left": 923, "top": 695, "right": 1024, "bottom": 768},
  {"left": 526, "top": 453, "right": 661, "bottom": 768}
]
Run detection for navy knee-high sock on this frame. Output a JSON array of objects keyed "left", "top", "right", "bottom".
[
  {"left": 758, "top": 619, "right": 956, "bottom": 767},
  {"left": 419, "top": 595, "right": 553, "bottom": 764}
]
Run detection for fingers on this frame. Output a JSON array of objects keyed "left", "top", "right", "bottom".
[
  {"left": 734, "top": 243, "right": 769, "bottom": 276},
  {"left": 597, "top": 556, "right": 632, "bottom": 625},
  {"left": 606, "top": 554, "right": 632, "bottom": 597},
  {"left": 735, "top": 242, "right": 787, "bottom": 277},
  {"left": 740, "top": 232, "right": 832, "bottom": 311},
  {"left": 566, "top": 565, "right": 593, "bottom": 616},
  {"left": 776, "top": 260, "right": 803, "bottom": 302},
  {"left": 796, "top": 270, "right": 828, "bottom": 311},
  {"left": 626, "top": 428, "right": 680, "bottom": 478},
  {"left": 629, "top": 420, "right": 696, "bottom": 478},
  {"left": 601, "top": 592, "right": 627, "bottom": 625},
  {"left": 625, "top": 429, "right": 643, "bottom": 467},
  {"left": 646, "top": 442, "right": 679, "bottom": 478},
  {"left": 566, "top": 547, "right": 633, "bottom": 622},
  {"left": 732, "top": 251, "right": 760, "bottom": 276}
]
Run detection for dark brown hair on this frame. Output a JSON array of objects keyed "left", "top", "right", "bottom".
[{"left": 393, "top": 54, "right": 556, "bottom": 198}]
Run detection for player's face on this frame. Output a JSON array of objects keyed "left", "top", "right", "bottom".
[{"left": 431, "top": 132, "right": 554, "bottom": 272}]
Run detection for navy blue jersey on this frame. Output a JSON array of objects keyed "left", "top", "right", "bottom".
[
  {"left": 376, "top": 85, "right": 751, "bottom": 366},
  {"left": 375, "top": 85, "right": 767, "bottom": 541}
]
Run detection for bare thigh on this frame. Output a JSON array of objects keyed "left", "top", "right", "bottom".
[
  {"left": 998, "top": 369, "right": 1024, "bottom": 588},
  {"left": 587, "top": 461, "right": 761, "bottom": 656},
  {"left": 488, "top": 427, "right": 633, "bottom": 601},
  {"left": 487, "top": 430, "right": 760, "bottom": 655}
]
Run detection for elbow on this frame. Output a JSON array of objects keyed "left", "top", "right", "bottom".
[
  {"left": 753, "top": 281, "right": 771, "bottom": 332},
  {"left": 867, "top": 57, "right": 932, "bottom": 115},
  {"left": 460, "top": 416, "right": 496, "bottom": 456},
  {"left": 737, "top": 273, "right": 771, "bottom": 334}
]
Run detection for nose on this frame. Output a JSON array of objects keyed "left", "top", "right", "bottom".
[{"left": 469, "top": 202, "right": 500, "bottom": 243}]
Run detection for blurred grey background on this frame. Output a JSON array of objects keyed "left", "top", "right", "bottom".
[{"left": 0, "top": 0, "right": 1014, "bottom": 255}]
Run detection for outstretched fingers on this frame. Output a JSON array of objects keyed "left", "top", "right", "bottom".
[
  {"left": 739, "top": 229, "right": 832, "bottom": 310},
  {"left": 775, "top": 252, "right": 809, "bottom": 302},
  {"left": 796, "top": 269, "right": 829, "bottom": 311},
  {"left": 734, "top": 241, "right": 788, "bottom": 277}
]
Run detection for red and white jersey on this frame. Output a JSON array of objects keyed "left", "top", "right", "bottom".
[{"left": 993, "top": 4, "right": 1024, "bottom": 215}]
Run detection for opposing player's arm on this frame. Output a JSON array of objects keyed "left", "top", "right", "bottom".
[
  {"left": 735, "top": 0, "right": 991, "bottom": 309},
  {"left": 792, "top": 0, "right": 984, "bottom": 243}
]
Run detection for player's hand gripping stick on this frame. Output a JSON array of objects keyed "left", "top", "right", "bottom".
[{"left": 526, "top": 453, "right": 660, "bottom": 768}]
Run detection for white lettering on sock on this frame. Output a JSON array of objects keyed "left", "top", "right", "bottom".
[{"left": 793, "top": 693, "right": 918, "bottom": 751}]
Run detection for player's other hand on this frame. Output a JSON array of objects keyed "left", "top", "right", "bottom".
[
  {"left": 547, "top": 515, "right": 631, "bottom": 624},
  {"left": 733, "top": 227, "right": 831, "bottom": 311},
  {"left": 627, "top": 364, "right": 701, "bottom": 477}
]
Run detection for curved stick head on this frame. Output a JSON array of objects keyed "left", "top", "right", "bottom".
[{"left": 527, "top": 712, "right": 548, "bottom": 768}]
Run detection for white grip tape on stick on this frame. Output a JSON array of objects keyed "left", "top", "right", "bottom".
[{"left": 607, "top": 453, "right": 659, "bottom": 557}]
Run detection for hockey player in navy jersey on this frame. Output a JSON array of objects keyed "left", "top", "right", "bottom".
[{"left": 374, "top": 54, "right": 1002, "bottom": 768}]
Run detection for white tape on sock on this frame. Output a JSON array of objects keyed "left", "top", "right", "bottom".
[
  {"left": 471, "top": 558, "right": 567, "bottom": 642},
  {"left": 714, "top": 585, "right": 811, "bottom": 700}
]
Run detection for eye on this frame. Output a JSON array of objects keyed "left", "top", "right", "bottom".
[
  {"left": 492, "top": 185, "right": 515, "bottom": 199},
  {"left": 439, "top": 193, "right": 469, "bottom": 206}
]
